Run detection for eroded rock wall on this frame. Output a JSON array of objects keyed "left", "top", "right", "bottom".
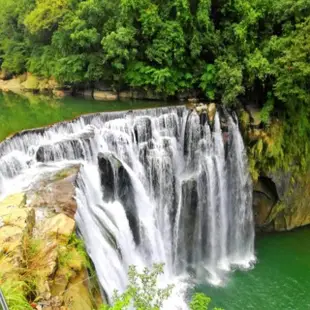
[
  {"left": 242, "top": 106, "right": 310, "bottom": 232},
  {"left": 0, "top": 166, "right": 102, "bottom": 310}
]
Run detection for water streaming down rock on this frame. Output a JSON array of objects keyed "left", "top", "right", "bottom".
[{"left": 0, "top": 106, "right": 255, "bottom": 308}]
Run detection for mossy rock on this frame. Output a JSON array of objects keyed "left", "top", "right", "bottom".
[
  {"left": 255, "top": 170, "right": 310, "bottom": 231},
  {"left": 64, "top": 270, "right": 93, "bottom": 310},
  {"left": 0, "top": 193, "right": 26, "bottom": 209},
  {"left": 22, "top": 75, "right": 40, "bottom": 91}
]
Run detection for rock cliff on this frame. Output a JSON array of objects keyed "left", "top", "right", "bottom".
[{"left": 0, "top": 165, "right": 101, "bottom": 310}]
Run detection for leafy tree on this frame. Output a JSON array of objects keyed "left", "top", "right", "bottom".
[
  {"left": 24, "top": 0, "right": 69, "bottom": 34},
  {"left": 1, "top": 0, "right": 310, "bottom": 173},
  {"left": 190, "top": 293, "right": 223, "bottom": 310},
  {"left": 100, "top": 264, "right": 222, "bottom": 310},
  {"left": 100, "top": 263, "right": 173, "bottom": 310}
]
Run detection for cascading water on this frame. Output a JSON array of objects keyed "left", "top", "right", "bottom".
[{"left": 0, "top": 106, "right": 255, "bottom": 308}]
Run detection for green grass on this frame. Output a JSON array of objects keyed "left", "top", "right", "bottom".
[{"left": 1, "top": 280, "right": 32, "bottom": 310}]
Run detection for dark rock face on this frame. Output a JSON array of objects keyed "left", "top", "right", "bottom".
[
  {"left": 98, "top": 153, "right": 115, "bottom": 202},
  {"left": 134, "top": 117, "right": 153, "bottom": 143},
  {"left": 97, "top": 153, "right": 140, "bottom": 245},
  {"left": 27, "top": 165, "right": 80, "bottom": 219},
  {"left": 183, "top": 112, "right": 202, "bottom": 163},
  {"left": 116, "top": 165, "right": 140, "bottom": 245},
  {"left": 36, "top": 139, "right": 92, "bottom": 162},
  {"left": 253, "top": 171, "right": 310, "bottom": 231},
  {"left": 253, "top": 177, "right": 279, "bottom": 230},
  {"left": 176, "top": 178, "right": 198, "bottom": 267}
]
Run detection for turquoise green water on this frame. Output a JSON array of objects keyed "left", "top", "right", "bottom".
[
  {"left": 0, "top": 92, "right": 171, "bottom": 141},
  {"left": 196, "top": 228, "right": 310, "bottom": 310}
]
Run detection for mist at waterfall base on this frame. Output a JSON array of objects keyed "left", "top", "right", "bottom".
[{"left": 0, "top": 106, "right": 256, "bottom": 309}]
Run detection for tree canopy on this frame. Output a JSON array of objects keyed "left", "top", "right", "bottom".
[{"left": 1, "top": 0, "right": 310, "bottom": 172}]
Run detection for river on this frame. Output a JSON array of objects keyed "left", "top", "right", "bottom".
[
  {"left": 0, "top": 92, "right": 170, "bottom": 141},
  {"left": 1, "top": 91, "right": 310, "bottom": 310},
  {"left": 196, "top": 228, "right": 310, "bottom": 310}
]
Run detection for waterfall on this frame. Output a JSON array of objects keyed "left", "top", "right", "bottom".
[{"left": 0, "top": 106, "right": 255, "bottom": 308}]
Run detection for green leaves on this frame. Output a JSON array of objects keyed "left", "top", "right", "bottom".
[
  {"left": 200, "top": 64, "right": 216, "bottom": 100},
  {"left": 190, "top": 293, "right": 211, "bottom": 310},
  {"left": 190, "top": 292, "right": 224, "bottom": 310},
  {"left": 260, "top": 92, "right": 274, "bottom": 124},
  {"left": 24, "top": 0, "right": 69, "bottom": 34},
  {"left": 215, "top": 57, "right": 244, "bottom": 107},
  {"left": 101, "top": 264, "right": 221, "bottom": 310},
  {"left": 145, "top": 21, "right": 186, "bottom": 66},
  {"left": 101, "top": 264, "right": 174, "bottom": 310}
]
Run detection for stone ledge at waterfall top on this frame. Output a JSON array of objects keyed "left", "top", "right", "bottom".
[{"left": 0, "top": 166, "right": 102, "bottom": 310}]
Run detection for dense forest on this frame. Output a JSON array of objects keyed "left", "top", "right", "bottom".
[{"left": 1, "top": 0, "right": 310, "bottom": 173}]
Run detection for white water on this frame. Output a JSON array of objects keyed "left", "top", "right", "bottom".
[{"left": 0, "top": 106, "right": 255, "bottom": 308}]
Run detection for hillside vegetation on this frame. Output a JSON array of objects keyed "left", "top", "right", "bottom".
[{"left": 1, "top": 0, "right": 310, "bottom": 172}]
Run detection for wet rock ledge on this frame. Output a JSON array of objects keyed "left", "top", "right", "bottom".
[{"left": 0, "top": 165, "right": 102, "bottom": 310}]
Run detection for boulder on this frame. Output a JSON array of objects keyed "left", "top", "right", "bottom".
[
  {"left": 42, "top": 214, "right": 75, "bottom": 239},
  {"left": 21, "top": 74, "right": 40, "bottom": 91},
  {"left": 208, "top": 103, "right": 216, "bottom": 122},
  {"left": 131, "top": 89, "right": 162, "bottom": 100},
  {"left": 53, "top": 89, "right": 72, "bottom": 98},
  {"left": 177, "top": 177, "right": 198, "bottom": 266},
  {"left": 27, "top": 166, "right": 80, "bottom": 219},
  {"left": 93, "top": 90, "right": 117, "bottom": 101},
  {"left": 0, "top": 193, "right": 26, "bottom": 209},
  {"left": 83, "top": 89, "right": 94, "bottom": 99},
  {"left": 0, "top": 78, "right": 23, "bottom": 93},
  {"left": 188, "top": 98, "right": 199, "bottom": 103},
  {"left": 195, "top": 104, "right": 208, "bottom": 115},
  {"left": 0, "top": 193, "right": 35, "bottom": 262},
  {"left": 119, "top": 90, "right": 132, "bottom": 99}
]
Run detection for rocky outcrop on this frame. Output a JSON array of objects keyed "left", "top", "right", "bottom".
[
  {"left": 240, "top": 106, "right": 310, "bottom": 232},
  {"left": 0, "top": 166, "right": 102, "bottom": 310},
  {"left": 253, "top": 168, "right": 310, "bottom": 232},
  {"left": 188, "top": 102, "right": 217, "bottom": 123},
  {"left": 266, "top": 172, "right": 310, "bottom": 231},
  {"left": 0, "top": 193, "right": 34, "bottom": 265},
  {"left": 0, "top": 77, "right": 24, "bottom": 93},
  {"left": 98, "top": 153, "right": 140, "bottom": 245},
  {"left": 93, "top": 90, "right": 118, "bottom": 101},
  {"left": 0, "top": 73, "right": 69, "bottom": 97},
  {"left": 253, "top": 177, "right": 279, "bottom": 230}
]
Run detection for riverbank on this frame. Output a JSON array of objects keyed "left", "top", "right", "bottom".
[{"left": 0, "top": 74, "right": 182, "bottom": 101}]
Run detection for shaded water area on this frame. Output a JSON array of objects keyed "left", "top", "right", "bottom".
[
  {"left": 196, "top": 228, "right": 310, "bottom": 310},
  {"left": 0, "top": 92, "right": 171, "bottom": 141}
]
